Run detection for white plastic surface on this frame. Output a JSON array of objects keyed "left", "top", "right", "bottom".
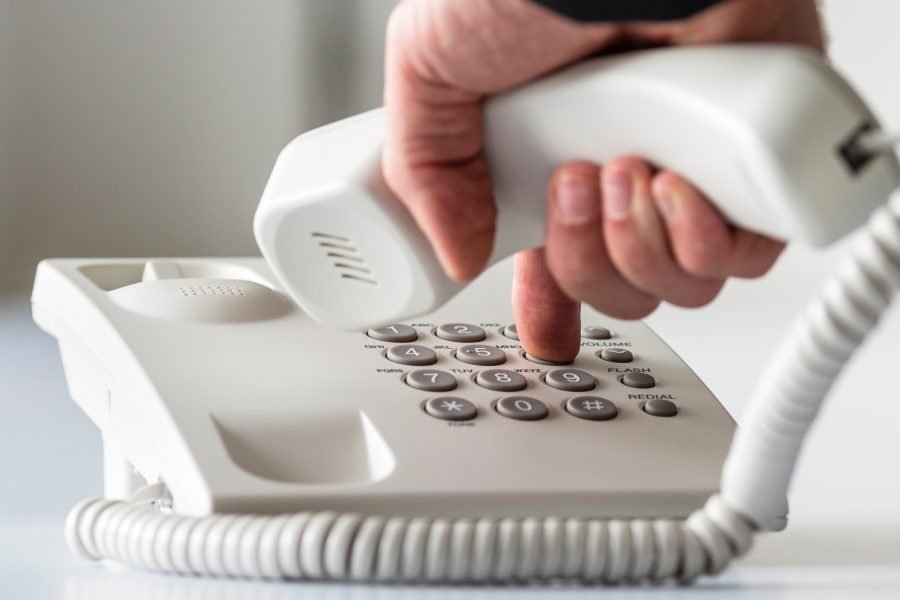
[
  {"left": 255, "top": 45, "right": 900, "bottom": 330},
  {"left": 31, "top": 257, "right": 736, "bottom": 520}
]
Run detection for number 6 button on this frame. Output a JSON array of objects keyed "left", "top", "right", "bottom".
[
  {"left": 386, "top": 344, "right": 437, "bottom": 366},
  {"left": 456, "top": 344, "right": 506, "bottom": 366},
  {"left": 544, "top": 369, "right": 597, "bottom": 392}
]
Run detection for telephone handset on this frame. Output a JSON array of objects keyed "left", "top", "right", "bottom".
[
  {"left": 255, "top": 44, "right": 899, "bottom": 330},
  {"left": 33, "top": 45, "right": 900, "bottom": 583}
]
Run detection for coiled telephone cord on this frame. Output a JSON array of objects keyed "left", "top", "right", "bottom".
[{"left": 65, "top": 191, "right": 900, "bottom": 583}]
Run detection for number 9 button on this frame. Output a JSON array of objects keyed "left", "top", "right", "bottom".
[{"left": 544, "top": 368, "right": 596, "bottom": 392}]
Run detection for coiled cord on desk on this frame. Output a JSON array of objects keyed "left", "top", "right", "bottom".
[{"left": 64, "top": 193, "right": 900, "bottom": 583}]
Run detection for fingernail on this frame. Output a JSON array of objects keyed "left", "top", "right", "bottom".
[
  {"left": 555, "top": 174, "right": 601, "bottom": 225},
  {"left": 603, "top": 170, "right": 632, "bottom": 221},
  {"left": 655, "top": 190, "right": 676, "bottom": 223}
]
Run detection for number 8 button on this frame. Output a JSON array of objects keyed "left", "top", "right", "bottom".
[
  {"left": 544, "top": 368, "right": 597, "bottom": 392},
  {"left": 476, "top": 369, "right": 526, "bottom": 392}
]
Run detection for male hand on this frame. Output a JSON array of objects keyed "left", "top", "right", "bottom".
[{"left": 383, "top": 0, "right": 823, "bottom": 361}]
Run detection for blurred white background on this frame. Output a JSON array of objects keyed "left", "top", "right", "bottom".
[{"left": 1, "top": 0, "right": 900, "bottom": 581}]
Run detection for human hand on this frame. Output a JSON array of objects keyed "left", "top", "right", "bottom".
[{"left": 383, "top": 0, "right": 823, "bottom": 361}]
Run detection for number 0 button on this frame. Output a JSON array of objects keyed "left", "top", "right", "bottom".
[
  {"left": 476, "top": 369, "right": 526, "bottom": 392},
  {"left": 456, "top": 345, "right": 506, "bottom": 366},
  {"left": 436, "top": 323, "right": 486, "bottom": 343},
  {"left": 406, "top": 369, "right": 457, "bottom": 392},
  {"left": 386, "top": 344, "right": 437, "bottom": 366},
  {"left": 496, "top": 397, "right": 548, "bottom": 421},
  {"left": 544, "top": 369, "right": 596, "bottom": 392}
]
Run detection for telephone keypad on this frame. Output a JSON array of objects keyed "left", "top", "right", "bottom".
[
  {"left": 475, "top": 369, "right": 527, "bottom": 392},
  {"left": 406, "top": 369, "right": 458, "bottom": 392},
  {"left": 386, "top": 344, "right": 438, "bottom": 366},
  {"left": 544, "top": 369, "right": 597, "bottom": 392},
  {"left": 455, "top": 344, "right": 507, "bottom": 366},
  {"left": 435, "top": 323, "right": 486, "bottom": 343},
  {"left": 370, "top": 322, "right": 680, "bottom": 422}
]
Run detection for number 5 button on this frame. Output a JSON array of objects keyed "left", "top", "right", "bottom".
[
  {"left": 386, "top": 344, "right": 437, "bottom": 366},
  {"left": 456, "top": 344, "right": 506, "bottom": 366}
]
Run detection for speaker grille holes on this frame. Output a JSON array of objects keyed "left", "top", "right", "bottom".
[
  {"left": 180, "top": 285, "right": 247, "bottom": 297},
  {"left": 312, "top": 232, "right": 379, "bottom": 286}
]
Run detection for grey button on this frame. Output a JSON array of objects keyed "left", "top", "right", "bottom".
[
  {"left": 544, "top": 369, "right": 597, "bottom": 391},
  {"left": 566, "top": 396, "right": 618, "bottom": 421},
  {"left": 581, "top": 326, "right": 612, "bottom": 340},
  {"left": 643, "top": 399, "right": 678, "bottom": 417},
  {"left": 621, "top": 372, "right": 656, "bottom": 389},
  {"left": 502, "top": 324, "right": 520, "bottom": 340},
  {"left": 425, "top": 397, "right": 477, "bottom": 421},
  {"left": 600, "top": 348, "right": 634, "bottom": 363},
  {"left": 456, "top": 344, "right": 507, "bottom": 366},
  {"left": 524, "top": 353, "right": 572, "bottom": 366},
  {"left": 476, "top": 369, "right": 527, "bottom": 392},
  {"left": 436, "top": 323, "right": 486, "bottom": 343},
  {"left": 385, "top": 344, "right": 437, "bottom": 366},
  {"left": 406, "top": 369, "right": 457, "bottom": 392},
  {"left": 367, "top": 324, "right": 418, "bottom": 343},
  {"left": 496, "top": 396, "right": 548, "bottom": 421}
]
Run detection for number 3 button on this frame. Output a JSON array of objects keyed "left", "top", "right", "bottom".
[{"left": 386, "top": 344, "right": 437, "bottom": 366}]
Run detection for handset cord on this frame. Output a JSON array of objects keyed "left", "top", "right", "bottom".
[{"left": 64, "top": 160, "right": 900, "bottom": 584}]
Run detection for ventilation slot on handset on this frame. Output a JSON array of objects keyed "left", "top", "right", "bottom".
[{"left": 312, "top": 232, "right": 379, "bottom": 286}]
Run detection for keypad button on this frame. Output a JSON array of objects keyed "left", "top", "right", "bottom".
[
  {"left": 600, "top": 348, "right": 634, "bottom": 363},
  {"left": 621, "top": 372, "right": 656, "bottom": 389},
  {"left": 496, "top": 396, "right": 548, "bottom": 421},
  {"left": 544, "top": 369, "right": 597, "bottom": 392},
  {"left": 385, "top": 344, "right": 437, "bottom": 366},
  {"left": 582, "top": 326, "right": 612, "bottom": 340},
  {"left": 406, "top": 369, "right": 457, "bottom": 392},
  {"left": 367, "top": 324, "right": 418, "bottom": 343},
  {"left": 643, "top": 399, "right": 678, "bottom": 418},
  {"left": 566, "top": 396, "right": 618, "bottom": 421},
  {"left": 456, "top": 344, "right": 507, "bottom": 366},
  {"left": 436, "top": 323, "right": 486, "bottom": 343},
  {"left": 425, "top": 397, "right": 477, "bottom": 421},
  {"left": 476, "top": 369, "right": 527, "bottom": 392},
  {"left": 502, "top": 324, "right": 520, "bottom": 341}
]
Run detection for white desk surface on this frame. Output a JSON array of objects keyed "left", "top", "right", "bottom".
[{"left": 2, "top": 246, "right": 900, "bottom": 597}]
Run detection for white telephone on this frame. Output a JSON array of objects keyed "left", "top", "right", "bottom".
[{"left": 33, "top": 45, "right": 900, "bottom": 584}]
